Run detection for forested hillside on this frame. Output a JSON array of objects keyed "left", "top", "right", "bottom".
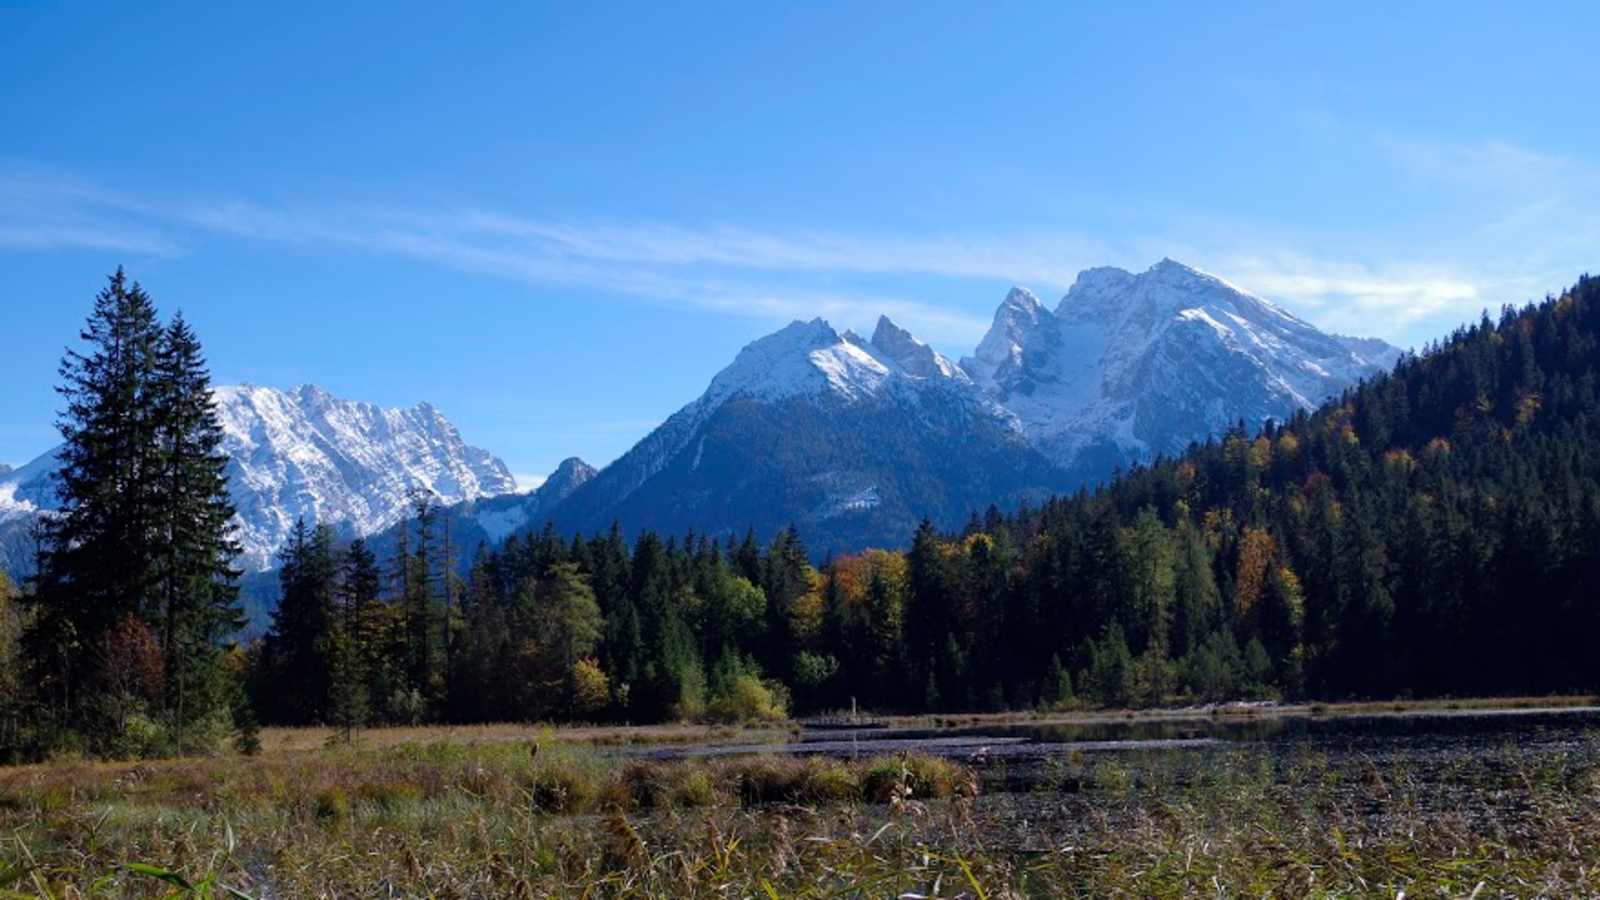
[
  {"left": 6, "top": 273, "right": 1599, "bottom": 761},
  {"left": 248, "top": 275, "right": 1600, "bottom": 728}
]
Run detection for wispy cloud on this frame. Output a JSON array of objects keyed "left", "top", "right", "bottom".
[
  {"left": 1374, "top": 135, "right": 1597, "bottom": 199},
  {"left": 451, "top": 213, "right": 1114, "bottom": 288},
  {"left": 0, "top": 164, "right": 184, "bottom": 255},
  {"left": 2, "top": 134, "right": 1595, "bottom": 350},
  {"left": 1218, "top": 254, "right": 1483, "bottom": 340},
  {"left": 0, "top": 170, "right": 1008, "bottom": 344}
]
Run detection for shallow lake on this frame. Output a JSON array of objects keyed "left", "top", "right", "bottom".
[{"left": 636, "top": 705, "right": 1600, "bottom": 768}]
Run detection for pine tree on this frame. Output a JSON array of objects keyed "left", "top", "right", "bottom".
[
  {"left": 29, "top": 270, "right": 165, "bottom": 731},
  {"left": 151, "top": 313, "right": 243, "bottom": 750},
  {"left": 327, "top": 538, "right": 381, "bottom": 742},
  {"left": 260, "top": 521, "right": 337, "bottom": 724},
  {"left": 402, "top": 491, "right": 441, "bottom": 705}
]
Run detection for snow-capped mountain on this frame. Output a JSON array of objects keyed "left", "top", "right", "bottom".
[
  {"left": 0, "top": 384, "right": 518, "bottom": 573},
  {"left": 537, "top": 258, "right": 1396, "bottom": 553},
  {"left": 545, "top": 315, "right": 1061, "bottom": 554},
  {"left": 3, "top": 258, "right": 1399, "bottom": 584},
  {"left": 963, "top": 259, "right": 1398, "bottom": 476}
]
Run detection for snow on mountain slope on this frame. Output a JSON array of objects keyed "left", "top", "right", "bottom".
[
  {"left": 4, "top": 258, "right": 1401, "bottom": 581},
  {"left": 553, "top": 314, "right": 1016, "bottom": 530},
  {"left": 964, "top": 258, "right": 1399, "bottom": 472},
  {"left": 0, "top": 384, "right": 517, "bottom": 572},
  {"left": 211, "top": 384, "right": 518, "bottom": 567},
  {"left": 544, "top": 313, "right": 1054, "bottom": 552},
  {"left": 466, "top": 456, "right": 598, "bottom": 543},
  {"left": 702, "top": 318, "right": 895, "bottom": 406}
]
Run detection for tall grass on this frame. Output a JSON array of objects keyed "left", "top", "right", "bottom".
[{"left": 3, "top": 729, "right": 1599, "bottom": 896}]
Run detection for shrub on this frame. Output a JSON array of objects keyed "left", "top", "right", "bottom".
[
  {"left": 617, "top": 761, "right": 670, "bottom": 810},
  {"left": 571, "top": 658, "right": 610, "bottom": 716},
  {"left": 726, "top": 756, "right": 806, "bottom": 806},
  {"left": 797, "top": 757, "right": 859, "bottom": 802},
  {"left": 111, "top": 713, "right": 172, "bottom": 760},
  {"left": 862, "top": 754, "right": 963, "bottom": 802},
  {"left": 355, "top": 780, "right": 425, "bottom": 812},
  {"left": 180, "top": 710, "right": 239, "bottom": 757},
  {"left": 387, "top": 688, "right": 427, "bottom": 725},
  {"left": 526, "top": 763, "right": 599, "bottom": 813},
  {"left": 705, "top": 675, "right": 787, "bottom": 724},
  {"left": 667, "top": 768, "right": 718, "bottom": 808},
  {"left": 315, "top": 787, "right": 350, "bottom": 824}
]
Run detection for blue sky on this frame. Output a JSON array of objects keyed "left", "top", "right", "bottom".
[{"left": 3, "top": 3, "right": 1597, "bottom": 484}]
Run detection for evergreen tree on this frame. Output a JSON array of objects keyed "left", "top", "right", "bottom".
[
  {"left": 327, "top": 538, "right": 381, "bottom": 742},
  {"left": 29, "top": 270, "right": 165, "bottom": 732},
  {"left": 151, "top": 313, "right": 243, "bottom": 750},
  {"left": 260, "top": 521, "right": 337, "bottom": 724},
  {"left": 402, "top": 491, "right": 441, "bottom": 706},
  {"left": 24, "top": 273, "right": 242, "bottom": 754}
]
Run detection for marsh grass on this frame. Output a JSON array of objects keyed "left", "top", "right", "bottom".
[
  {"left": 256, "top": 720, "right": 787, "bottom": 754},
  {"left": 2, "top": 726, "right": 1599, "bottom": 896}
]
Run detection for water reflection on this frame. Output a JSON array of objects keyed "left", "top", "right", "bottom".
[{"left": 637, "top": 706, "right": 1600, "bottom": 763}]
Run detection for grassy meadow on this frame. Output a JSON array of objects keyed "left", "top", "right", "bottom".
[{"left": 3, "top": 708, "right": 1599, "bottom": 897}]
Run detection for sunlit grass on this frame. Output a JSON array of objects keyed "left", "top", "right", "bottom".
[{"left": 2, "top": 720, "right": 1599, "bottom": 896}]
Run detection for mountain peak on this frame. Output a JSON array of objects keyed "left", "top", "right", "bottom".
[
  {"left": 1059, "top": 266, "right": 1137, "bottom": 315},
  {"left": 703, "top": 317, "right": 889, "bottom": 407},
  {"left": 539, "top": 456, "right": 597, "bottom": 504},
  {"left": 869, "top": 314, "right": 915, "bottom": 350},
  {"left": 1000, "top": 286, "right": 1043, "bottom": 313},
  {"left": 962, "top": 284, "right": 1058, "bottom": 388},
  {"left": 1144, "top": 257, "right": 1235, "bottom": 291},
  {"left": 786, "top": 317, "right": 842, "bottom": 345},
  {"left": 551, "top": 456, "right": 596, "bottom": 481},
  {"left": 978, "top": 258, "right": 1398, "bottom": 466},
  {"left": 870, "top": 316, "right": 967, "bottom": 381}
]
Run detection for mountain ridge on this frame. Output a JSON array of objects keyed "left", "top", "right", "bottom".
[
  {"left": 3, "top": 258, "right": 1400, "bottom": 588},
  {"left": 961, "top": 259, "right": 1397, "bottom": 477},
  {"left": 530, "top": 258, "right": 1396, "bottom": 554},
  {"left": 0, "top": 384, "right": 518, "bottom": 574}
]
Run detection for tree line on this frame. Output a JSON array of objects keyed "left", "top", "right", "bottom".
[
  {"left": 4, "top": 270, "right": 1600, "bottom": 760},
  {"left": 246, "top": 272, "right": 1600, "bottom": 729}
]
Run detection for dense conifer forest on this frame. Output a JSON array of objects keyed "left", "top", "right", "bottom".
[{"left": 4, "top": 270, "right": 1599, "bottom": 760}]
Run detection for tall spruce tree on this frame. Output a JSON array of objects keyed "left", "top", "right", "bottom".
[
  {"left": 29, "top": 270, "right": 164, "bottom": 728},
  {"left": 340, "top": 538, "right": 383, "bottom": 708},
  {"left": 328, "top": 538, "right": 381, "bottom": 741},
  {"left": 152, "top": 313, "right": 243, "bottom": 749},
  {"left": 261, "top": 521, "right": 337, "bottom": 724},
  {"left": 402, "top": 491, "right": 441, "bottom": 707}
]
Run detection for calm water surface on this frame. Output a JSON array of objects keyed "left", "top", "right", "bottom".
[{"left": 638, "top": 706, "right": 1600, "bottom": 767}]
